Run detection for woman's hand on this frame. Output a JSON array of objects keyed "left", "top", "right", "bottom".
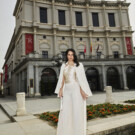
[
  {"left": 59, "top": 87, "right": 63, "bottom": 98},
  {"left": 80, "top": 87, "right": 88, "bottom": 100}
]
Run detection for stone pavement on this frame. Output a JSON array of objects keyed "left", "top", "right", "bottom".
[
  {"left": 0, "top": 90, "right": 135, "bottom": 135},
  {"left": 0, "top": 108, "right": 11, "bottom": 125}
]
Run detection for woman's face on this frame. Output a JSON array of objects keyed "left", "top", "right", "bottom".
[{"left": 67, "top": 51, "right": 74, "bottom": 61}]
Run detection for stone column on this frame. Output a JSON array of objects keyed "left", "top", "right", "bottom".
[
  {"left": 86, "top": 4, "right": 90, "bottom": 56},
  {"left": 19, "top": 73, "right": 21, "bottom": 92},
  {"left": 71, "top": 31, "right": 75, "bottom": 49},
  {"left": 126, "top": 8, "right": 131, "bottom": 30},
  {"left": 20, "top": 72, "right": 22, "bottom": 92},
  {"left": 118, "top": 4, "right": 123, "bottom": 28},
  {"left": 102, "top": 4, "right": 108, "bottom": 29},
  {"left": 22, "top": 34, "right": 25, "bottom": 56},
  {"left": 34, "top": 28, "right": 37, "bottom": 53},
  {"left": 106, "top": 32, "right": 109, "bottom": 57},
  {"left": 118, "top": 3, "right": 126, "bottom": 57},
  {"left": 102, "top": 4, "right": 110, "bottom": 57},
  {"left": 53, "top": 29, "right": 56, "bottom": 55},
  {"left": 17, "top": 74, "right": 19, "bottom": 92},
  {"left": 52, "top": 0, "right": 56, "bottom": 28},
  {"left": 86, "top": 4, "right": 90, "bottom": 28},
  {"left": 102, "top": 64, "right": 107, "bottom": 91},
  {"left": 27, "top": 64, "right": 34, "bottom": 97},
  {"left": 22, "top": 71, "right": 25, "bottom": 92},
  {"left": 33, "top": 0, "right": 37, "bottom": 24},
  {"left": 33, "top": 0, "right": 37, "bottom": 54},
  {"left": 52, "top": 0, "right": 56, "bottom": 55},
  {"left": 21, "top": 0, "right": 25, "bottom": 26},
  {"left": 69, "top": 2, "right": 74, "bottom": 28},
  {"left": 121, "top": 63, "right": 129, "bottom": 90},
  {"left": 89, "top": 32, "right": 93, "bottom": 56},
  {"left": 70, "top": 2, "right": 75, "bottom": 49},
  {"left": 34, "top": 64, "right": 41, "bottom": 96},
  {"left": 118, "top": 6, "right": 126, "bottom": 58},
  {"left": 122, "top": 32, "right": 127, "bottom": 56},
  {"left": 130, "top": 37, "right": 134, "bottom": 55}
]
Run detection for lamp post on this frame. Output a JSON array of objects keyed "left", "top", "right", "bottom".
[{"left": 51, "top": 53, "right": 64, "bottom": 67}]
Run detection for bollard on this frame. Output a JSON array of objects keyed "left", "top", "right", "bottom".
[
  {"left": 16, "top": 92, "right": 27, "bottom": 116},
  {"left": 104, "top": 86, "right": 114, "bottom": 103}
]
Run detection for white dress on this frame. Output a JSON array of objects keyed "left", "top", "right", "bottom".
[{"left": 56, "top": 63, "right": 87, "bottom": 135}]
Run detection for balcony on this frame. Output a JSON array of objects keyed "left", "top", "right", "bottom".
[
  {"left": 76, "top": 54, "right": 135, "bottom": 61},
  {"left": 25, "top": 53, "right": 54, "bottom": 59},
  {"left": 23, "top": 53, "right": 135, "bottom": 62}
]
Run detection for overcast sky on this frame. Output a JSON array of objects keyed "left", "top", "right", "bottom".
[{"left": 0, "top": 0, "right": 135, "bottom": 72}]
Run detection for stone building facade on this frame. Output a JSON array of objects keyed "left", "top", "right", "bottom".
[
  {"left": 0, "top": 73, "right": 3, "bottom": 91},
  {"left": 2, "top": 0, "right": 135, "bottom": 96}
]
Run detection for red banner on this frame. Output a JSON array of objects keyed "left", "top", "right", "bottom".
[
  {"left": 5, "top": 64, "right": 8, "bottom": 83},
  {"left": 25, "top": 34, "right": 34, "bottom": 55},
  {"left": 0, "top": 73, "right": 3, "bottom": 85},
  {"left": 84, "top": 45, "right": 86, "bottom": 53},
  {"left": 125, "top": 37, "right": 133, "bottom": 55}
]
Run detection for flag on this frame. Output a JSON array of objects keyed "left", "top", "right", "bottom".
[
  {"left": 25, "top": 34, "right": 34, "bottom": 55},
  {"left": 5, "top": 64, "right": 8, "bottom": 83},
  {"left": 96, "top": 44, "right": 99, "bottom": 52},
  {"left": 84, "top": 45, "right": 86, "bottom": 53},
  {"left": 90, "top": 41, "right": 92, "bottom": 52}
]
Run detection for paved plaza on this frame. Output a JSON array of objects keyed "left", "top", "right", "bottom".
[{"left": 0, "top": 90, "right": 135, "bottom": 135}]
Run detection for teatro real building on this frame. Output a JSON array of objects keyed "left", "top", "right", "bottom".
[{"left": 2, "top": 0, "right": 135, "bottom": 96}]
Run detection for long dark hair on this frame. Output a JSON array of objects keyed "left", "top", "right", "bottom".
[{"left": 64, "top": 48, "right": 80, "bottom": 67}]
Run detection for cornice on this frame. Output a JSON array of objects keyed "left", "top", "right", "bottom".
[{"left": 37, "top": 0, "right": 130, "bottom": 7}]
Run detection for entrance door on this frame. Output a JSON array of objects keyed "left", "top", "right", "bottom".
[
  {"left": 40, "top": 68, "right": 57, "bottom": 96},
  {"left": 107, "top": 67, "right": 120, "bottom": 90},
  {"left": 86, "top": 67, "right": 100, "bottom": 91},
  {"left": 126, "top": 66, "right": 135, "bottom": 89}
]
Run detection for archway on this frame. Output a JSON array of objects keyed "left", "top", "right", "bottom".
[
  {"left": 126, "top": 66, "right": 135, "bottom": 89},
  {"left": 86, "top": 67, "right": 100, "bottom": 91},
  {"left": 40, "top": 68, "right": 57, "bottom": 96},
  {"left": 107, "top": 67, "right": 120, "bottom": 90}
]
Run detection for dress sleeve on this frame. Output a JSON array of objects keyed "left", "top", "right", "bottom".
[
  {"left": 54, "top": 63, "right": 64, "bottom": 95},
  {"left": 80, "top": 63, "right": 93, "bottom": 97}
]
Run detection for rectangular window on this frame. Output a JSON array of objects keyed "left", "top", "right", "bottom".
[
  {"left": 97, "top": 52, "right": 101, "bottom": 59},
  {"left": 42, "top": 51, "right": 48, "bottom": 58},
  {"left": 40, "top": 7, "right": 47, "bottom": 23},
  {"left": 108, "top": 13, "right": 115, "bottom": 27},
  {"left": 58, "top": 10, "right": 66, "bottom": 25},
  {"left": 113, "top": 51, "right": 119, "bottom": 58},
  {"left": 92, "top": 13, "right": 99, "bottom": 27},
  {"left": 75, "top": 12, "right": 83, "bottom": 26},
  {"left": 61, "top": 51, "right": 66, "bottom": 60},
  {"left": 79, "top": 52, "right": 85, "bottom": 59}
]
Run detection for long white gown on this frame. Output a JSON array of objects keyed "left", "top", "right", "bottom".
[{"left": 56, "top": 63, "right": 87, "bottom": 135}]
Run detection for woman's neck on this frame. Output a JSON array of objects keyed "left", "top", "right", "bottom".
[{"left": 67, "top": 61, "right": 74, "bottom": 66}]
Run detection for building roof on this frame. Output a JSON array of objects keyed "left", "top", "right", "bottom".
[{"left": 13, "top": 0, "right": 22, "bottom": 16}]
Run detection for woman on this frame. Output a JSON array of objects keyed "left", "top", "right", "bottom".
[{"left": 54, "top": 48, "right": 93, "bottom": 135}]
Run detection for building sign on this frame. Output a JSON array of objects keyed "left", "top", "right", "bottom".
[
  {"left": 125, "top": 37, "right": 132, "bottom": 55},
  {"left": 25, "top": 34, "right": 34, "bottom": 55}
]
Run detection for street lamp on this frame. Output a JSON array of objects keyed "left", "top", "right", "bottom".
[{"left": 51, "top": 53, "right": 64, "bottom": 67}]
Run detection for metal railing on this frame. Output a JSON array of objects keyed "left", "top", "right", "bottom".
[
  {"left": 76, "top": 54, "right": 135, "bottom": 60},
  {"left": 23, "top": 53, "right": 135, "bottom": 61}
]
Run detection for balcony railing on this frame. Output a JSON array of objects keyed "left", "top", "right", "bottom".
[
  {"left": 24, "top": 53, "right": 135, "bottom": 61},
  {"left": 76, "top": 54, "right": 135, "bottom": 60},
  {"left": 25, "top": 53, "right": 54, "bottom": 59}
]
